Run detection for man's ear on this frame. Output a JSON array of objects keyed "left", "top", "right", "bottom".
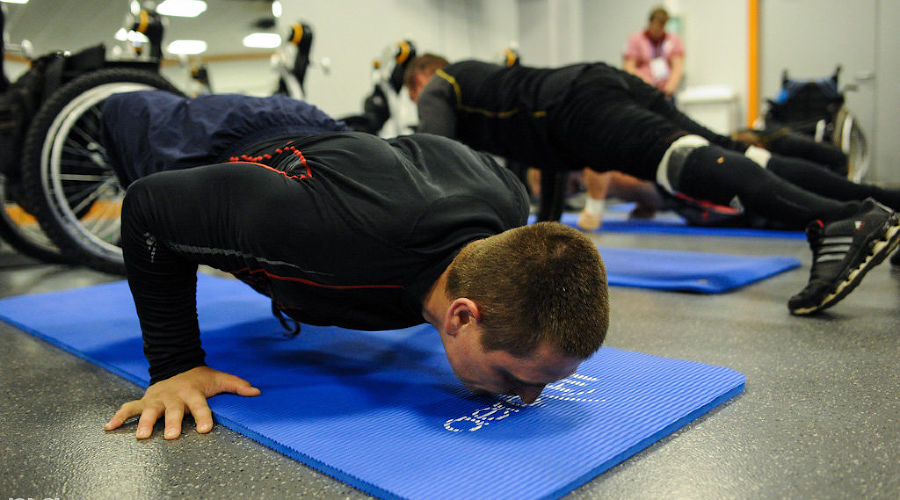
[
  {"left": 408, "top": 71, "right": 430, "bottom": 102},
  {"left": 444, "top": 298, "right": 481, "bottom": 337}
]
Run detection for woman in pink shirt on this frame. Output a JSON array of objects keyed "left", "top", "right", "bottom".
[{"left": 623, "top": 7, "right": 684, "bottom": 98}]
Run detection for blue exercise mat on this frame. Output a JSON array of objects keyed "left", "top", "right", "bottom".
[
  {"left": 530, "top": 209, "right": 806, "bottom": 239},
  {"left": 0, "top": 275, "right": 745, "bottom": 500},
  {"left": 599, "top": 246, "right": 801, "bottom": 293}
]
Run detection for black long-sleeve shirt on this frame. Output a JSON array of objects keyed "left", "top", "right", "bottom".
[
  {"left": 416, "top": 60, "right": 591, "bottom": 170},
  {"left": 416, "top": 60, "right": 748, "bottom": 178},
  {"left": 121, "top": 132, "right": 529, "bottom": 384}
]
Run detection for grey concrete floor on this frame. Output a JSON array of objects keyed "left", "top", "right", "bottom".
[{"left": 1, "top": 220, "right": 898, "bottom": 500}]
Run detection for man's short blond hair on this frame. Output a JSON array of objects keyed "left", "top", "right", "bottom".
[
  {"left": 446, "top": 222, "right": 609, "bottom": 359},
  {"left": 403, "top": 54, "right": 450, "bottom": 89},
  {"left": 649, "top": 6, "right": 669, "bottom": 23}
]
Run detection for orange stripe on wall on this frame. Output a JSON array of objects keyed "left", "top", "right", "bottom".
[{"left": 747, "top": 0, "right": 760, "bottom": 128}]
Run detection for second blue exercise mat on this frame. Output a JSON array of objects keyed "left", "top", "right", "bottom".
[
  {"left": 0, "top": 275, "right": 745, "bottom": 500},
  {"left": 599, "top": 246, "right": 800, "bottom": 293},
  {"left": 533, "top": 211, "right": 806, "bottom": 239}
]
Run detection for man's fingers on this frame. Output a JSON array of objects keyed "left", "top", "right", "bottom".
[
  {"left": 105, "top": 400, "right": 143, "bottom": 430},
  {"left": 163, "top": 403, "right": 185, "bottom": 440},
  {"left": 236, "top": 385, "right": 262, "bottom": 397},
  {"left": 108, "top": 368, "right": 259, "bottom": 439},
  {"left": 214, "top": 373, "right": 261, "bottom": 397},
  {"left": 185, "top": 396, "right": 215, "bottom": 434},
  {"left": 135, "top": 404, "right": 163, "bottom": 439}
]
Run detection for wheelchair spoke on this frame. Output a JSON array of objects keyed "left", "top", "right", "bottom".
[
  {"left": 60, "top": 158, "right": 111, "bottom": 176},
  {"left": 80, "top": 216, "right": 113, "bottom": 240},
  {"left": 62, "top": 144, "right": 94, "bottom": 158},
  {"left": 61, "top": 146, "right": 109, "bottom": 170},
  {"left": 94, "top": 218, "right": 122, "bottom": 243},
  {"left": 71, "top": 121, "right": 100, "bottom": 146},
  {"left": 58, "top": 173, "right": 113, "bottom": 182},
  {"left": 63, "top": 177, "right": 116, "bottom": 215}
]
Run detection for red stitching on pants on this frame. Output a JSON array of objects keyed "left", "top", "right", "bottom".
[{"left": 228, "top": 141, "right": 313, "bottom": 180}]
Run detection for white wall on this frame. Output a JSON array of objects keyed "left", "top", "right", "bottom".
[
  {"left": 4, "top": 60, "right": 28, "bottom": 82},
  {"left": 761, "top": 0, "right": 878, "bottom": 180},
  {"left": 874, "top": 0, "right": 899, "bottom": 185},
  {"left": 518, "top": 0, "right": 583, "bottom": 66},
  {"left": 161, "top": 58, "right": 275, "bottom": 97},
  {"left": 6, "top": 0, "right": 897, "bottom": 184},
  {"left": 270, "top": 0, "right": 518, "bottom": 119},
  {"left": 581, "top": 0, "right": 747, "bottom": 127},
  {"left": 156, "top": 0, "right": 518, "bottom": 128},
  {"left": 760, "top": 0, "right": 899, "bottom": 185}
]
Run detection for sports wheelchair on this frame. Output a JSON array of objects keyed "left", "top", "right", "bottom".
[
  {"left": 0, "top": 3, "right": 177, "bottom": 273},
  {"left": 1, "top": 5, "right": 316, "bottom": 275},
  {"left": 760, "top": 66, "right": 869, "bottom": 182}
]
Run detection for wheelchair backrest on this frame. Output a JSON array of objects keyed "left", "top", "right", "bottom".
[
  {"left": 0, "top": 45, "right": 105, "bottom": 177},
  {"left": 765, "top": 66, "right": 844, "bottom": 130}
]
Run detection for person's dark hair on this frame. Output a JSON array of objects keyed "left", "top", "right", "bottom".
[
  {"left": 649, "top": 6, "right": 669, "bottom": 23},
  {"left": 402, "top": 53, "right": 450, "bottom": 88},
  {"left": 446, "top": 222, "right": 609, "bottom": 359}
]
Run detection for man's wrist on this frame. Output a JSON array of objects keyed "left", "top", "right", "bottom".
[{"left": 149, "top": 354, "right": 208, "bottom": 385}]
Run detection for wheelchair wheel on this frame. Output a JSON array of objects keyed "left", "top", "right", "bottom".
[
  {"left": 21, "top": 68, "right": 180, "bottom": 275},
  {"left": 832, "top": 107, "right": 869, "bottom": 183},
  {"left": 0, "top": 174, "right": 69, "bottom": 263}
]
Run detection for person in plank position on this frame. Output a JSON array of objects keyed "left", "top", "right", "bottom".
[
  {"left": 404, "top": 54, "right": 900, "bottom": 315},
  {"left": 99, "top": 90, "right": 609, "bottom": 440}
]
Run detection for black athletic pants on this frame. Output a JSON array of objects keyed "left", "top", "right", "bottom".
[{"left": 545, "top": 64, "right": 865, "bottom": 227}]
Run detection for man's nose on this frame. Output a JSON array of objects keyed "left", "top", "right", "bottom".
[{"left": 517, "top": 385, "right": 546, "bottom": 404}]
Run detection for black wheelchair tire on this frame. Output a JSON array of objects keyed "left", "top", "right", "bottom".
[
  {"left": 0, "top": 174, "right": 70, "bottom": 264},
  {"left": 21, "top": 68, "right": 181, "bottom": 275}
]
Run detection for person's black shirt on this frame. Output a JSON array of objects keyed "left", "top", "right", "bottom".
[
  {"left": 121, "top": 132, "right": 529, "bottom": 383},
  {"left": 416, "top": 60, "right": 592, "bottom": 169}
]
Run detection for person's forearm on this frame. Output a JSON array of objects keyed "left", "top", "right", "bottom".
[
  {"left": 622, "top": 57, "right": 640, "bottom": 77},
  {"left": 665, "top": 55, "right": 684, "bottom": 95},
  {"left": 623, "top": 57, "right": 652, "bottom": 84},
  {"left": 121, "top": 179, "right": 204, "bottom": 384}
]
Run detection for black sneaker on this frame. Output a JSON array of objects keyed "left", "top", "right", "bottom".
[
  {"left": 892, "top": 248, "right": 900, "bottom": 267},
  {"left": 789, "top": 198, "right": 900, "bottom": 315}
]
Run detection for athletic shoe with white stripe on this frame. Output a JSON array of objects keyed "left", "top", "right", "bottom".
[{"left": 788, "top": 198, "right": 900, "bottom": 315}]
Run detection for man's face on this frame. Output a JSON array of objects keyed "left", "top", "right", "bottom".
[
  {"left": 406, "top": 71, "right": 431, "bottom": 103},
  {"left": 648, "top": 18, "right": 667, "bottom": 39},
  {"left": 443, "top": 326, "right": 582, "bottom": 404}
]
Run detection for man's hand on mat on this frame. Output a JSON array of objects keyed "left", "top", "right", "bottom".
[{"left": 104, "top": 366, "right": 261, "bottom": 440}]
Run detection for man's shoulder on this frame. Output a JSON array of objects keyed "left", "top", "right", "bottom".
[
  {"left": 421, "top": 72, "right": 455, "bottom": 100},
  {"left": 623, "top": 31, "right": 648, "bottom": 56},
  {"left": 665, "top": 32, "right": 685, "bottom": 50},
  {"left": 444, "top": 59, "right": 504, "bottom": 73},
  {"left": 447, "top": 59, "right": 485, "bottom": 67},
  {"left": 626, "top": 30, "right": 646, "bottom": 44}
]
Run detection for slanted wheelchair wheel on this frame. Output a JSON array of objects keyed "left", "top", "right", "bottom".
[
  {"left": 21, "top": 68, "right": 181, "bottom": 275},
  {"left": 832, "top": 107, "right": 869, "bottom": 183},
  {"left": 0, "top": 174, "right": 69, "bottom": 264}
]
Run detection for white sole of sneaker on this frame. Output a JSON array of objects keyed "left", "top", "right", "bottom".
[{"left": 792, "top": 219, "right": 900, "bottom": 315}]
